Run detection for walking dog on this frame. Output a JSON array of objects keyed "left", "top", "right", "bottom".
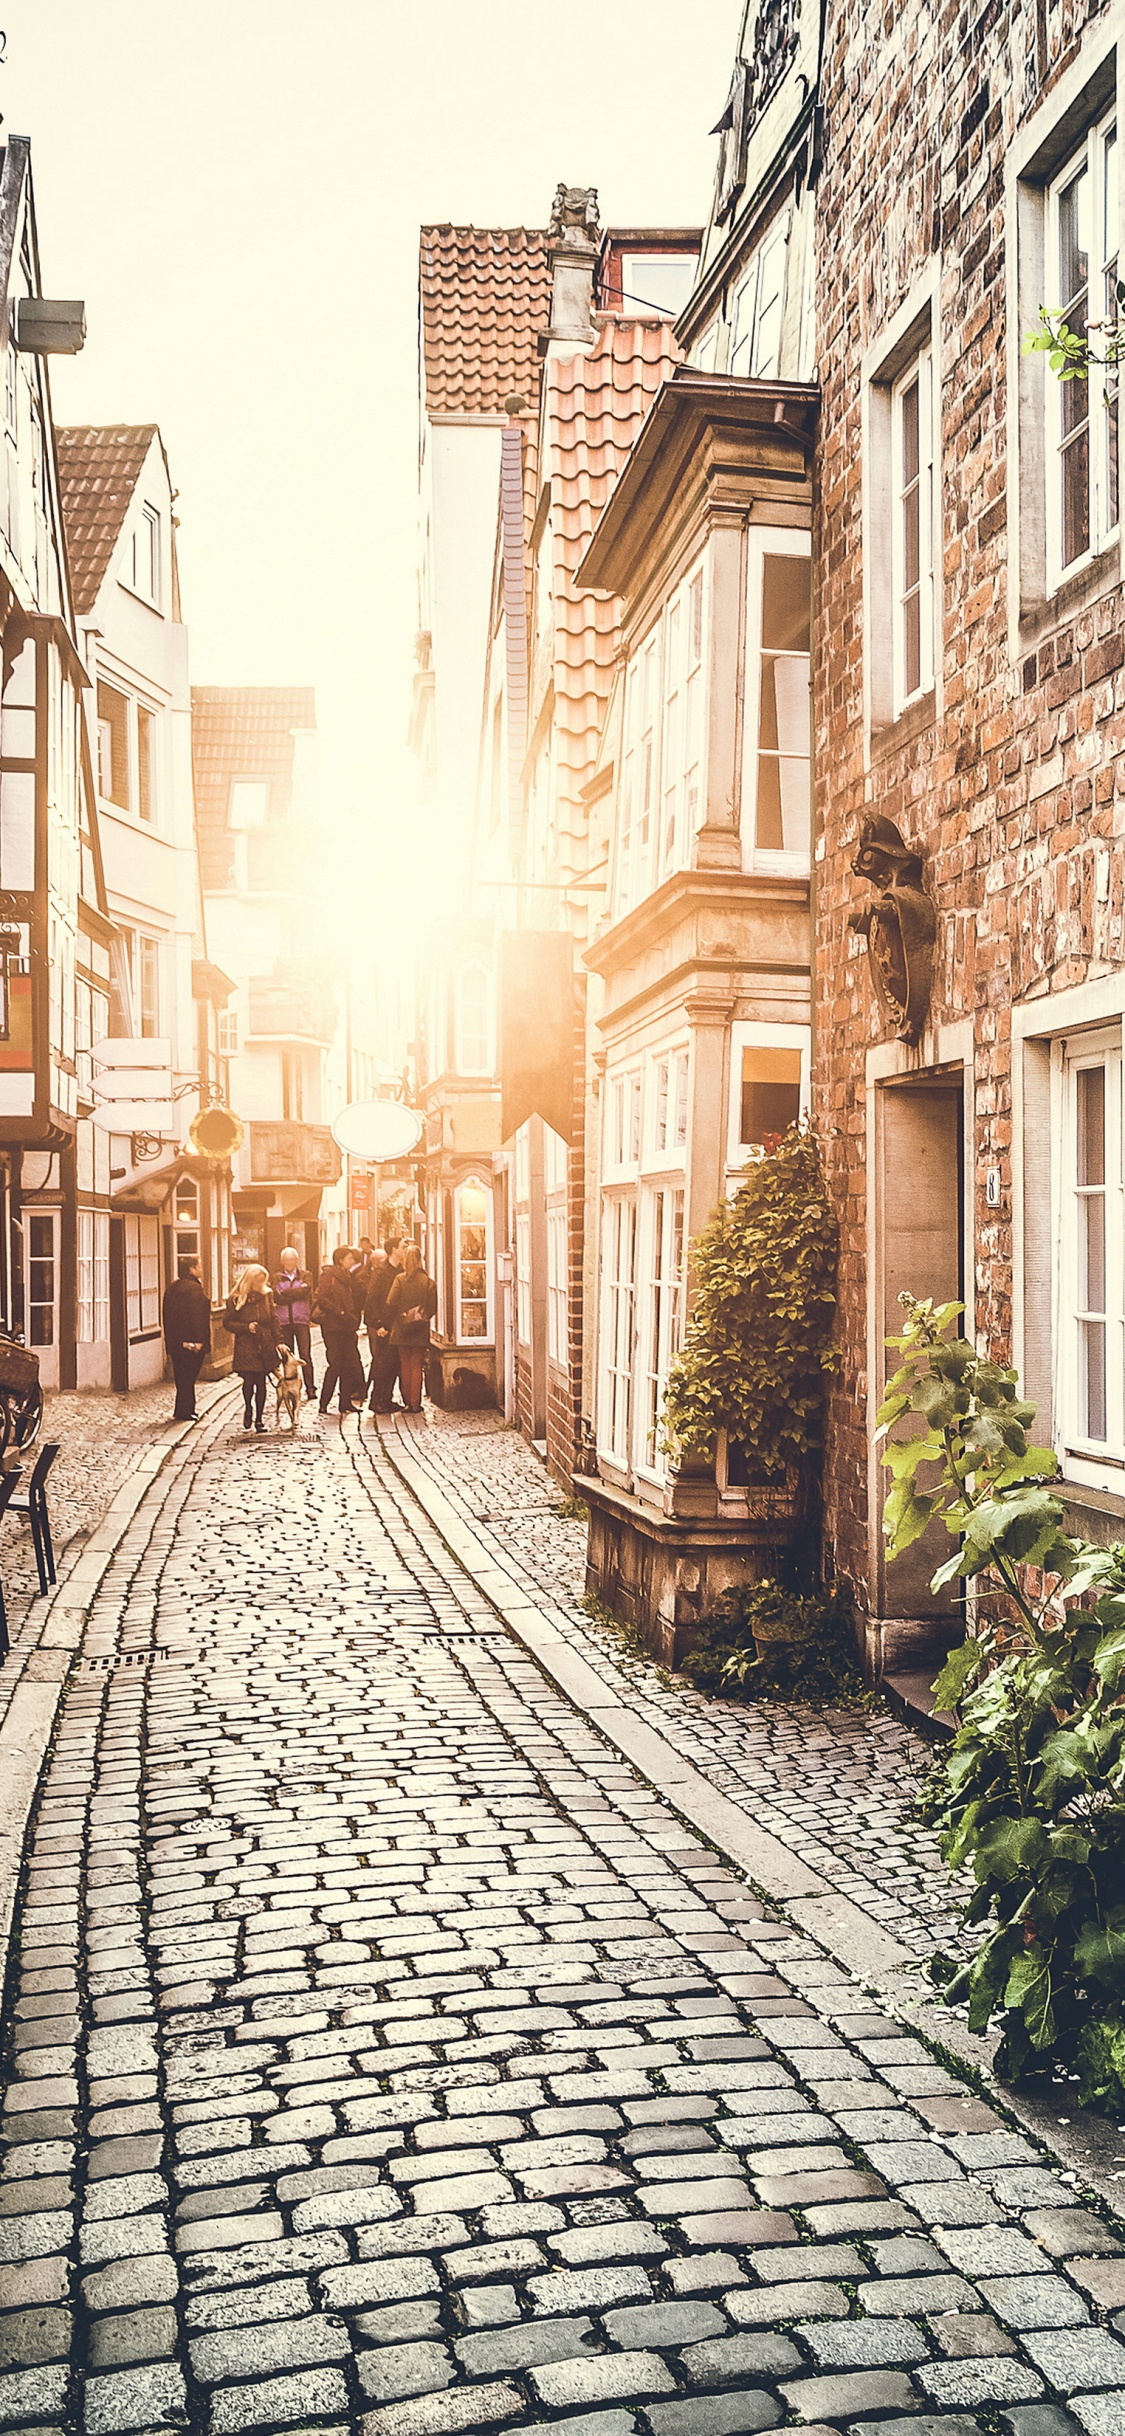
[{"left": 274, "top": 1351, "right": 304, "bottom": 1433}]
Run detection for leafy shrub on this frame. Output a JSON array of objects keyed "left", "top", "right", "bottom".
[
  {"left": 662, "top": 1125, "right": 837, "bottom": 1480},
  {"left": 881, "top": 1295, "right": 1125, "bottom": 2100},
  {"left": 681, "top": 1577, "right": 865, "bottom": 1703}
]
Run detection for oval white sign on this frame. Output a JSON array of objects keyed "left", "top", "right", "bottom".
[{"left": 330, "top": 1099, "right": 423, "bottom": 1161}]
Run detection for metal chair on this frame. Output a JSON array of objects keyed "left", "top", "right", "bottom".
[
  {"left": 0, "top": 1464, "right": 23, "bottom": 1657},
  {"left": 8, "top": 1441, "right": 60, "bottom": 1598}
]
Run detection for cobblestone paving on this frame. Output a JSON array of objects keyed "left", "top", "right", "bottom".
[
  {"left": 1, "top": 1406, "right": 1124, "bottom": 2436},
  {"left": 375, "top": 1410, "right": 968, "bottom": 1963}
]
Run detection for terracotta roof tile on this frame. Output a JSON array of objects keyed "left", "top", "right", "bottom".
[
  {"left": 420, "top": 225, "right": 551, "bottom": 418},
  {"left": 55, "top": 425, "right": 159, "bottom": 615},
  {"left": 191, "top": 686, "right": 316, "bottom": 893},
  {"left": 544, "top": 318, "right": 680, "bottom": 840}
]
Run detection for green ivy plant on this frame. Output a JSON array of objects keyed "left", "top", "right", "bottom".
[
  {"left": 1024, "top": 283, "right": 1125, "bottom": 382},
  {"left": 681, "top": 1577, "right": 867, "bottom": 1704},
  {"left": 880, "top": 1295, "right": 1125, "bottom": 2106},
  {"left": 662, "top": 1125, "right": 838, "bottom": 1484}
]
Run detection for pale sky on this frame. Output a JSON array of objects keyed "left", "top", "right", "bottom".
[{"left": 5, "top": 0, "right": 738, "bottom": 936}]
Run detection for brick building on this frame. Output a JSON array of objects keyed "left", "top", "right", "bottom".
[{"left": 813, "top": 0, "right": 1125, "bottom": 1689}]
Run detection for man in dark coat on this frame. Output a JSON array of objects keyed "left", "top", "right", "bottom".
[
  {"left": 312, "top": 1247, "right": 366, "bottom": 1414},
  {"left": 364, "top": 1243, "right": 400, "bottom": 1412},
  {"left": 162, "top": 1256, "right": 211, "bottom": 1422}
]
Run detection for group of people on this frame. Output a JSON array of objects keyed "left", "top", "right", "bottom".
[{"left": 160, "top": 1236, "right": 438, "bottom": 1431}]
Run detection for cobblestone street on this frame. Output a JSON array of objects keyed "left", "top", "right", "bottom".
[{"left": 2, "top": 1399, "right": 1125, "bottom": 2436}]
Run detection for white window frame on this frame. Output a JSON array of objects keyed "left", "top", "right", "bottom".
[
  {"left": 455, "top": 1175, "right": 492, "bottom": 1346},
  {"left": 728, "top": 214, "right": 789, "bottom": 379},
  {"left": 515, "top": 1208, "right": 532, "bottom": 1348},
  {"left": 599, "top": 1191, "right": 637, "bottom": 1466},
  {"left": 1045, "top": 113, "right": 1120, "bottom": 589},
  {"left": 546, "top": 1203, "right": 568, "bottom": 1367},
  {"left": 1054, "top": 1027, "right": 1125, "bottom": 1486},
  {"left": 604, "top": 1066, "right": 642, "bottom": 1181},
  {"left": 727, "top": 1021, "right": 811, "bottom": 1173},
  {"left": 890, "top": 345, "right": 936, "bottom": 710},
  {"left": 26, "top": 1208, "right": 58, "bottom": 1350},
  {"left": 124, "top": 1211, "right": 161, "bottom": 1339},
  {"left": 741, "top": 527, "right": 812, "bottom": 873},
  {"left": 633, "top": 1181, "right": 686, "bottom": 1481}
]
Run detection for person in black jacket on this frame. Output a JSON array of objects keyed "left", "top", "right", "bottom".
[
  {"left": 364, "top": 1243, "right": 400, "bottom": 1412},
  {"left": 162, "top": 1256, "right": 211, "bottom": 1422},
  {"left": 313, "top": 1247, "right": 365, "bottom": 1414},
  {"left": 223, "top": 1266, "right": 281, "bottom": 1432}
]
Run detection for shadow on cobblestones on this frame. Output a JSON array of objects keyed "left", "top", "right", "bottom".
[{"left": 0, "top": 1402, "right": 1123, "bottom": 2435}]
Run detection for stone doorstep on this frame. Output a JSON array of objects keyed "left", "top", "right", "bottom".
[
  {"left": 370, "top": 1412, "right": 1125, "bottom": 2220},
  {"left": 0, "top": 1379, "right": 241, "bottom": 1991}
]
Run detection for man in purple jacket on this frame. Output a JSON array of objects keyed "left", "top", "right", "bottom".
[{"left": 273, "top": 1246, "right": 315, "bottom": 1398}]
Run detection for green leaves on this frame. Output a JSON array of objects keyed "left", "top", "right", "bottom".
[
  {"left": 885, "top": 1294, "right": 1125, "bottom": 2111},
  {"left": 662, "top": 1125, "right": 837, "bottom": 1479}
]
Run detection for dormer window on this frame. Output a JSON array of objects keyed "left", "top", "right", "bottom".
[
  {"left": 228, "top": 780, "right": 269, "bottom": 831},
  {"left": 128, "top": 504, "right": 161, "bottom": 606}
]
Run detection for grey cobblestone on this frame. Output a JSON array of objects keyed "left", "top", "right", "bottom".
[{"left": 1, "top": 1403, "right": 1123, "bottom": 2435}]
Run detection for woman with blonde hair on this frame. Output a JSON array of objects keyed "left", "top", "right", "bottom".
[{"left": 223, "top": 1264, "right": 280, "bottom": 1433}]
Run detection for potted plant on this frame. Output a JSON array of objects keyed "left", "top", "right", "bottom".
[{"left": 662, "top": 1125, "right": 838, "bottom": 1558}]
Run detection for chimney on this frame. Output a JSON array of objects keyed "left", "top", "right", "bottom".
[{"left": 543, "top": 183, "right": 601, "bottom": 351}]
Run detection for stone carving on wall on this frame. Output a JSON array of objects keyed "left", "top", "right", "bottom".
[
  {"left": 848, "top": 815, "right": 937, "bottom": 1045},
  {"left": 549, "top": 185, "right": 600, "bottom": 247},
  {"left": 712, "top": 1, "right": 802, "bottom": 223}
]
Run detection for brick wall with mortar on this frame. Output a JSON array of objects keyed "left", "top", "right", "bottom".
[{"left": 813, "top": 0, "right": 1121, "bottom": 1624}]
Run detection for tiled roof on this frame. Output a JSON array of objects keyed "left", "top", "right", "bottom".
[
  {"left": 544, "top": 319, "right": 680, "bottom": 861},
  {"left": 191, "top": 687, "right": 316, "bottom": 893},
  {"left": 419, "top": 225, "right": 551, "bottom": 417},
  {"left": 55, "top": 425, "right": 159, "bottom": 615}
]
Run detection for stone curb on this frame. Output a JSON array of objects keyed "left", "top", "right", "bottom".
[
  {"left": 366, "top": 1410, "right": 1125, "bottom": 2211},
  {"left": 0, "top": 1376, "right": 239, "bottom": 1999}
]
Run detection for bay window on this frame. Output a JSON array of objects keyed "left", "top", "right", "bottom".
[
  {"left": 455, "top": 1178, "right": 490, "bottom": 1341},
  {"left": 743, "top": 535, "right": 811, "bottom": 866}
]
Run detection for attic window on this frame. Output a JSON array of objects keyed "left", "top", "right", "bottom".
[
  {"left": 619, "top": 253, "right": 697, "bottom": 318},
  {"left": 129, "top": 506, "right": 161, "bottom": 605},
  {"left": 228, "top": 780, "right": 269, "bottom": 831}
]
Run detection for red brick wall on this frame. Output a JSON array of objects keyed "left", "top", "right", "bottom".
[{"left": 813, "top": 0, "right": 1119, "bottom": 1613}]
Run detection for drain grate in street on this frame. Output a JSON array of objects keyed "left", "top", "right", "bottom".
[{"left": 83, "top": 1650, "right": 170, "bottom": 1670}]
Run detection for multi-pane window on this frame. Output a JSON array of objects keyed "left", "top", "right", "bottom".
[
  {"left": 652, "top": 1048, "right": 689, "bottom": 1156},
  {"left": 547, "top": 1205, "right": 568, "bottom": 1365},
  {"left": 457, "top": 1181, "right": 489, "bottom": 1341},
  {"left": 637, "top": 1184, "right": 686, "bottom": 1473},
  {"left": 892, "top": 348, "right": 935, "bottom": 705},
  {"left": 1048, "top": 118, "right": 1119, "bottom": 580},
  {"left": 745, "top": 544, "right": 811, "bottom": 860},
  {"left": 27, "top": 1210, "right": 56, "bottom": 1347},
  {"left": 218, "top": 1009, "right": 238, "bottom": 1056},
  {"left": 1062, "top": 1036, "right": 1124, "bottom": 1463},
  {"left": 78, "top": 1208, "right": 110, "bottom": 1343},
  {"left": 174, "top": 1179, "right": 200, "bottom": 1268},
  {"left": 729, "top": 220, "right": 788, "bottom": 378},
  {"left": 124, "top": 1211, "right": 160, "bottom": 1337},
  {"left": 657, "top": 570, "right": 704, "bottom": 883},
  {"left": 602, "top": 1195, "right": 636, "bottom": 1463}
]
